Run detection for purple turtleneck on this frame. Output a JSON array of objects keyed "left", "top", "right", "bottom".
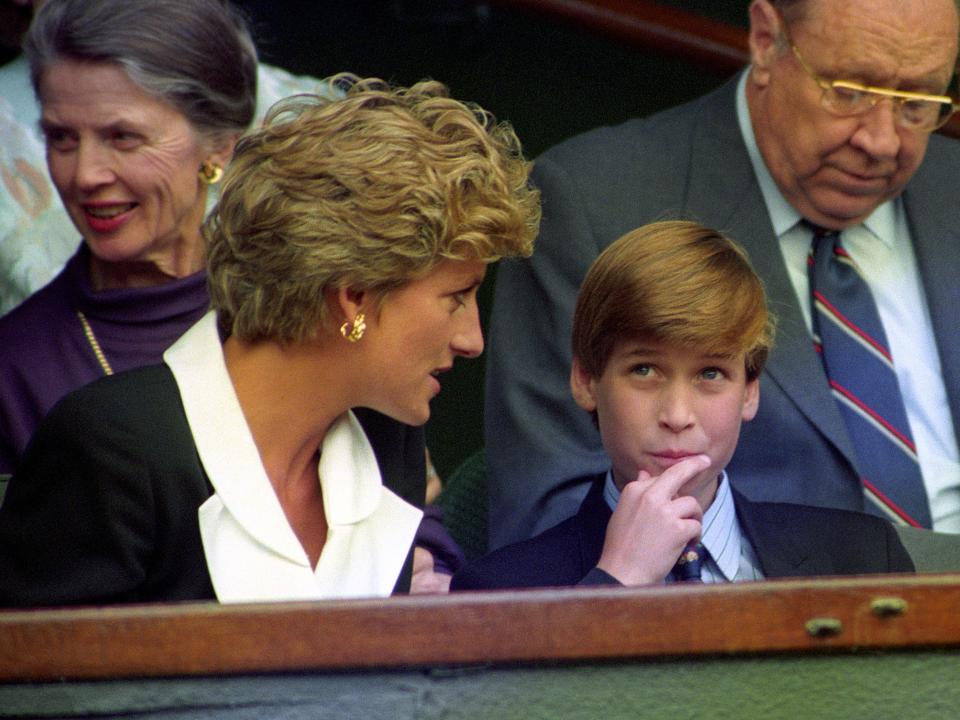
[{"left": 0, "top": 243, "right": 209, "bottom": 473}]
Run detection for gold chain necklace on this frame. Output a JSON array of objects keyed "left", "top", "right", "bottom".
[{"left": 76, "top": 310, "right": 114, "bottom": 376}]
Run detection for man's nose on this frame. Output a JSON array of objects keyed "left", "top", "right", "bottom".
[{"left": 850, "top": 98, "right": 902, "bottom": 160}]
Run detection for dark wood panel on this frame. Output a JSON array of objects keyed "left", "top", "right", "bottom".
[
  {"left": 498, "top": 0, "right": 960, "bottom": 138},
  {"left": 3, "top": 574, "right": 960, "bottom": 682},
  {"left": 496, "top": 0, "right": 749, "bottom": 73}
]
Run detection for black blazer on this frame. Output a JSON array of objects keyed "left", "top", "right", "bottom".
[
  {"left": 453, "top": 474, "right": 914, "bottom": 590},
  {"left": 0, "top": 365, "right": 425, "bottom": 608}
]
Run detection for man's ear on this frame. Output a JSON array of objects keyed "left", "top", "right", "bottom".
[
  {"left": 748, "top": 0, "right": 783, "bottom": 87},
  {"left": 742, "top": 376, "right": 761, "bottom": 422},
  {"left": 570, "top": 357, "right": 598, "bottom": 413}
]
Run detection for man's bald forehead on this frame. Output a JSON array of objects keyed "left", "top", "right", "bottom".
[{"left": 771, "top": 0, "right": 960, "bottom": 25}]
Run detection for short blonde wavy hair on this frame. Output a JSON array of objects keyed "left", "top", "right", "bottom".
[
  {"left": 572, "top": 220, "right": 776, "bottom": 381},
  {"left": 205, "top": 74, "right": 540, "bottom": 343}
]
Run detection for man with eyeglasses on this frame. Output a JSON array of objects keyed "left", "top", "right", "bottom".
[{"left": 486, "top": 0, "right": 960, "bottom": 550}]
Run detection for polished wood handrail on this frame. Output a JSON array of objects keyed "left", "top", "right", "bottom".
[
  {"left": 495, "top": 0, "right": 749, "bottom": 74},
  {"left": 3, "top": 574, "right": 960, "bottom": 682},
  {"left": 496, "top": 0, "right": 960, "bottom": 138}
]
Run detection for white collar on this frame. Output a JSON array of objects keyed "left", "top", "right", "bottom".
[
  {"left": 164, "top": 312, "right": 422, "bottom": 602},
  {"left": 699, "top": 471, "right": 742, "bottom": 582}
]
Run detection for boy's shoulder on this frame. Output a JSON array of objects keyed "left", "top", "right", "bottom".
[
  {"left": 732, "top": 487, "right": 915, "bottom": 575},
  {"left": 452, "top": 474, "right": 610, "bottom": 591}
]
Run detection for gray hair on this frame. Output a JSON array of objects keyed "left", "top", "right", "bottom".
[{"left": 24, "top": 0, "right": 258, "bottom": 140}]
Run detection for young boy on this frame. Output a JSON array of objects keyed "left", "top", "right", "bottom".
[{"left": 453, "top": 221, "right": 913, "bottom": 589}]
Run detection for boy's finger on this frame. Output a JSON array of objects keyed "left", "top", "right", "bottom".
[
  {"left": 621, "top": 468, "right": 655, "bottom": 495},
  {"left": 650, "top": 454, "right": 711, "bottom": 499}
]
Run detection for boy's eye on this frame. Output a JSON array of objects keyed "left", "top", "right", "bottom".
[
  {"left": 631, "top": 364, "right": 653, "bottom": 377},
  {"left": 701, "top": 367, "right": 724, "bottom": 380}
]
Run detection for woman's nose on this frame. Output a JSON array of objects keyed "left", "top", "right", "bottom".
[
  {"left": 73, "top": 141, "right": 116, "bottom": 190},
  {"left": 452, "top": 300, "right": 484, "bottom": 359}
]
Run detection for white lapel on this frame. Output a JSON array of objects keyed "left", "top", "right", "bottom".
[{"left": 164, "top": 312, "right": 422, "bottom": 603}]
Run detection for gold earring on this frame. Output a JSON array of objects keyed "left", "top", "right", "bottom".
[
  {"left": 199, "top": 161, "right": 223, "bottom": 185},
  {"left": 339, "top": 312, "right": 366, "bottom": 343}
]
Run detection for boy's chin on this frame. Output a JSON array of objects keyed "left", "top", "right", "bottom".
[{"left": 675, "top": 468, "right": 720, "bottom": 499}]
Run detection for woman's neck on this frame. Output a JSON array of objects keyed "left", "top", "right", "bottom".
[
  {"left": 223, "top": 335, "right": 351, "bottom": 569},
  {"left": 222, "top": 335, "right": 350, "bottom": 488},
  {"left": 87, "top": 242, "right": 206, "bottom": 290}
]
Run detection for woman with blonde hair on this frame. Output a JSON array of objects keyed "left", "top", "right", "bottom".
[{"left": 0, "top": 75, "right": 539, "bottom": 606}]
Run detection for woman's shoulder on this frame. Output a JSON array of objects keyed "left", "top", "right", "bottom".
[
  {"left": 0, "top": 266, "right": 76, "bottom": 344},
  {"left": 23, "top": 364, "right": 203, "bottom": 500},
  {"left": 44, "top": 364, "right": 186, "bottom": 447},
  {"left": 0, "top": 245, "right": 89, "bottom": 362},
  {"left": 56, "top": 364, "right": 179, "bottom": 416}
]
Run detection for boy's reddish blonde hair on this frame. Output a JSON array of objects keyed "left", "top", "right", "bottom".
[{"left": 572, "top": 220, "right": 775, "bottom": 380}]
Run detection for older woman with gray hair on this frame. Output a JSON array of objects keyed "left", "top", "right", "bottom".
[
  {"left": 0, "top": 0, "right": 257, "bottom": 473},
  {"left": 0, "top": 75, "right": 540, "bottom": 606}
]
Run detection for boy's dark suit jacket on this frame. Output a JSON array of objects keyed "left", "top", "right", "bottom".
[
  {"left": 452, "top": 474, "right": 914, "bottom": 590},
  {"left": 0, "top": 365, "right": 425, "bottom": 608}
]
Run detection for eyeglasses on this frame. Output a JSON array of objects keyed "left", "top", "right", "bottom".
[{"left": 788, "top": 40, "right": 959, "bottom": 132}]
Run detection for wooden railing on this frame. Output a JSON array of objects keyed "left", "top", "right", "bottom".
[
  {"left": 495, "top": 0, "right": 749, "bottom": 74},
  {"left": 496, "top": 0, "right": 960, "bottom": 138},
  {"left": 3, "top": 574, "right": 960, "bottom": 682}
]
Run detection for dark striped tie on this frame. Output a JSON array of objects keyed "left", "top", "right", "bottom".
[
  {"left": 807, "top": 223, "right": 931, "bottom": 527},
  {"left": 672, "top": 540, "right": 705, "bottom": 582}
]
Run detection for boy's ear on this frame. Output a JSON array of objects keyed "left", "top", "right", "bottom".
[
  {"left": 742, "top": 376, "right": 761, "bottom": 422},
  {"left": 570, "top": 357, "right": 598, "bottom": 413}
]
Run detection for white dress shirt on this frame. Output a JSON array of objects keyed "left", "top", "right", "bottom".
[
  {"left": 164, "top": 311, "right": 423, "bottom": 603},
  {"left": 735, "top": 71, "right": 960, "bottom": 531}
]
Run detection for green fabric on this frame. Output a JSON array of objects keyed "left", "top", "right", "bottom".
[
  {"left": 3, "top": 650, "right": 959, "bottom": 718},
  {"left": 436, "top": 450, "right": 487, "bottom": 561}
]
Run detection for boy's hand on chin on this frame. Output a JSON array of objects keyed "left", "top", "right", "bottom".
[{"left": 596, "top": 455, "right": 710, "bottom": 586}]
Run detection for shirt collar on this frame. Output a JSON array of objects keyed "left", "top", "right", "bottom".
[
  {"left": 735, "top": 68, "right": 898, "bottom": 249},
  {"left": 163, "top": 311, "right": 421, "bottom": 602},
  {"left": 700, "top": 471, "right": 742, "bottom": 581}
]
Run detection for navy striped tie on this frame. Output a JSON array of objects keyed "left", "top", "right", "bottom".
[
  {"left": 807, "top": 224, "right": 931, "bottom": 527},
  {"left": 672, "top": 540, "right": 705, "bottom": 582}
]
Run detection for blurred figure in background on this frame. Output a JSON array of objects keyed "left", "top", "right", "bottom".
[{"left": 0, "top": 0, "right": 320, "bottom": 317}]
